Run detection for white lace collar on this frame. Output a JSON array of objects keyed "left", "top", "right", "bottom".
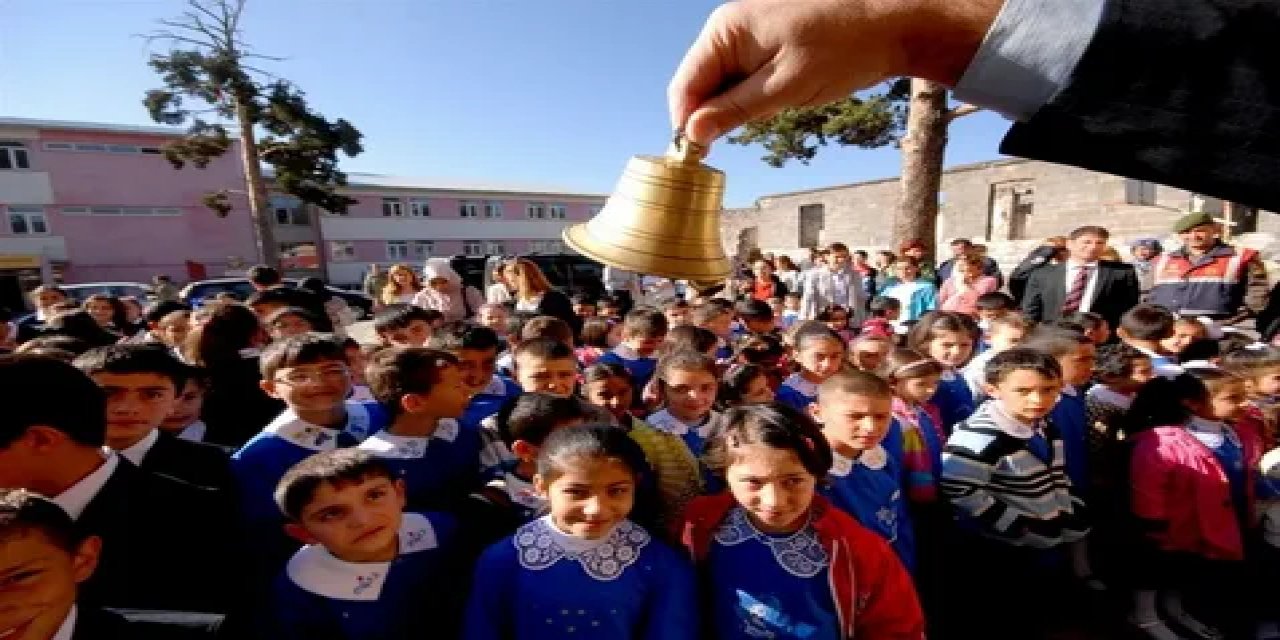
[
  {"left": 939, "top": 369, "right": 958, "bottom": 382},
  {"left": 1061, "top": 383, "right": 1079, "bottom": 397},
  {"left": 357, "top": 419, "right": 460, "bottom": 459},
  {"left": 480, "top": 375, "right": 509, "bottom": 396},
  {"left": 984, "top": 401, "right": 1042, "bottom": 440},
  {"left": 829, "top": 445, "right": 888, "bottom": 477},
  {"left": 286, "top": 513, "right": 440, "bottom": 601},
  {"left": 1086, "top": 385, "right": 1133, "bottom": 410},
  {"left": 647, "top": 408, "right": 716, "bottom": 438},
  {"left": 493, "top": 473, "right": 544, "bottom": 510},
  {"left": 782, "top": 373, "right": 818, "bottom": 398},
  {"left": 713, "top": 507, "right": 828, "bottom": 578},
  {"left": 610, "top": 344, "right": 656, "bottom": 361},
  {"left": 265, "top": 402, "right": 373, "bottom": 452},
  {"left": 513, "top": 516, "right": 650, "bottom": 581}
]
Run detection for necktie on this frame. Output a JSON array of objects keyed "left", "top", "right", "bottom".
[{"left": 1062, "top": 265, "right": 1091, "bottom": 313}]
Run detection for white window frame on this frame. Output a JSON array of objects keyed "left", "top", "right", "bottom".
[
  {"left": 409, "top": 198, "right": 431, "bottom": 217},
  {"left": 526, "top": 202, "right": 546, "bottom": 219},
  {"left": 61, "top": 206, "right": 182, "bottom": 217},
  {"left": 485, "top": 241, "right": 505, "bottom": 256},
  {"left": 548, "top": 204, "right": 567, "bottom": 220},
  {"left": 484, "top": 201, "right": 503, "bottom": 218},
  {"left": 382, "top": 197, "right": 404, "bottom": 217},
  {"left": 413, "top": 240, "right": 434, "bottom": 259},
  {"left": 0, "top": 143, "right": 30, "bottom": 170},
  {"left": 463, "top": 240, "right": 483, "bottom": 256},
  {"left": 329, "top": 241, "right": 356, "bottom": 262},
  {"left": 460, "top": 201, "right": 480, "bottom": 218},
  {"left": 386, "top": 240, "right": 409, "bottom": 260},
  {"left": 7, "top": 206, "right": 48, "bottom": 235}
]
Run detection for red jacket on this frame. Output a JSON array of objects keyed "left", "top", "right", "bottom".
[
  {"left": 1130, "top": 425, "right": 1262, "bottom": 560},
  {"left": 675, "top": 492, "right": 925, "bottom": 639}
]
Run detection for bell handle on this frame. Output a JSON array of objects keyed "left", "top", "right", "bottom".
[{"left": 666, "top": 131, "right": 709, "bottom": 165}]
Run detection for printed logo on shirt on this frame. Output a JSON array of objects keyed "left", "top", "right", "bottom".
[
  {"left": 353, "top": 572, "right": 382, "bottom": 596},
  {"left": 738, "top": 591, "right": 817, "bottom": 638}
]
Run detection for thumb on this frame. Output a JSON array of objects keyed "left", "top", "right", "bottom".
[{"left": 683, "top": 61, "right": 793, "bottom": 145}]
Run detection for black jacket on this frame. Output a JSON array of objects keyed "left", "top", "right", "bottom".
[
  {"left": 139, "top": 431, "right": 232, "bottom": 492},
  {"left": 1021, "top": 261, "right": 1141, "bottom": 330},
  {"left": 200, "top": 355, "right": 284, "bottom": 448}
]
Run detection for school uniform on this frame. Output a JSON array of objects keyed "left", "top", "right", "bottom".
[
  {"left": 268, "top": 513, "right": 459, "bottom": 639},
  {"left": 357, "top": 419, "right": 484, "bottom": 511},
  {"left": 176, "top": 419, "right": 208, "bottom": 443},
  {"left": 646, "top": 408, "right": 718, "bottom": 459},
  {"left": 598, "top": 345, "right": 659, "bottom": 406},
  {"left": 930, "top": 369, "right": 976, "bottom": 432},
  {"left": 894, "top": 399, "right": 945, "bottom": 504},
  {"left": 463, "top": 516, "right": 698, "bottom": 640},
  {"left": 714, "top": 337, "right": 734, "bottom": 363},
  {"left": 822, "top": 446, "right": 916, "bottom": 571},
  {"left": 1048, "top": 385, "right": 1091, "bottom": 495},
  {"left": 461, "top": 375, "right": 521, "bottom": 430},
  {"left": 775, "top": 373, "right": 819, "bottom": 412},
  {"left": 457, "top": 472, "right": 548, "bottom": 555},
  {"left": 119, "top": 429, "right": 231, "bottom": 492},
  {"left": 348, "top": 384, "right": 376, "bottom": 403},
  {"left": 54, "top": 453, "right": 233, "bottom": 613}
]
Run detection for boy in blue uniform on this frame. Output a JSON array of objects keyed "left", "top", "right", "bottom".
[
  {"left": 598, "top": 308, "right": 668, "bottom": 401},
  {"left": 429, "top": 321, "right": 520, "bottom": 430},
  {"left": 232, "top": 334, "right": 385, "bottom": 573},
  {"left": 812, "top": 370, "right": 915, "bottom": 570},
  {"left": 266, "top": 449, "right": 459, "bottom": 638},
  {"left": 692, "top": 300, "right": 736, "bottom": 362},
  {"left": 373, "top": 304, "right": 439, "bottom": 348},
  {"left": 359, "top": 347, "right": 483, "bottom": 511}
]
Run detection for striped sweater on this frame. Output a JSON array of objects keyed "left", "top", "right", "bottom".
[{"left": 940, "top": 401, "right": 1090, "bottom": 548}]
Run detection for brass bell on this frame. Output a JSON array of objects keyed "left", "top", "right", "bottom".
[{"left": 563, "top": 134, "right": 730, "bottom": 286}]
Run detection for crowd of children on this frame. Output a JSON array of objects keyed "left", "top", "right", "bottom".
[{"left": 1, "top": 270, "right": 1279, "bottom": 640}]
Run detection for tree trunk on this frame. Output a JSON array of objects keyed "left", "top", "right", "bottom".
[
  {"left": 895, "top": 78, "right": 949, "bottom": 258},
  {"left": 235, "top": 98, "right": 279, "bottom": 270}
]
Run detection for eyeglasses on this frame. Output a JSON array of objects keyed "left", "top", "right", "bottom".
[{"left": 274, "top": 366, "right": 350, "bottom": 386}]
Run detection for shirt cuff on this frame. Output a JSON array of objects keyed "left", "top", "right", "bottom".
[{"left": 952, "top": 0, "right": 1106, "bottom": 122}]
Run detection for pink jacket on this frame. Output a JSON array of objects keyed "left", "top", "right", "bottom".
[
  {"left": 1130, "top": 426, "right": 1261, "bottom": 560},
  {"left": 938, "top": 275, "right": 998, "bottom": 315}
]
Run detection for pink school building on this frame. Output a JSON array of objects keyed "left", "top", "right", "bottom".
[{"left": 0, "top": 117, "right": 607, "bottom": 298}]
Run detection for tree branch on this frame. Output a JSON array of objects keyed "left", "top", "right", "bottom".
[{"left": 944, "top": 103, "right": 982, "bottom": 123}]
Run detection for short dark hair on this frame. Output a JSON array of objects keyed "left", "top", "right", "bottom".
[
  {"left": 703, "top": 404, "right": 832, "bottom": 479},
  {"left": 818, "top": 370, "right": 893, "bottom": 400},
  {"left": 15, "top": 335, "right": 92, "bottom": 358},
  {"left": 950, "top": 238, "right": 973, "bottom": 247},
  {"left": 0, "top": 489, "right": 84, "bottom": 551},
  {"left": 143, "top": 300, "right": 190, "bottom": 326},
  {"left": 656, "top": 349, "right": 718, "bottom": 386},
  {"left": 536, "top": 424, "right": 649, "bottom": 483},
  {"left": 983, "top": 347, "right": 1064, "bottom": 386},
  {"left": 248, "top": 265, "right": 282, "bottom": 287},
  {"left": 691, "top": 303, "right": 731, "bottom": 326},
  {"left": 621, "top": 308, "right": 668, "bottom": 339},
  {"left": 791, "top": 322, "right": 846, "bottom": 353},
  {"left": 869, "top": 296, "right": 902, "bottom": 314},
  {"left": 1068, "top": 225, "right": 1110, "bottom": 240},
  {"left": 735, "top": 299, "right": 773, "bottom": 322},
  {"left": 513, "top": 337, "right": 575, "bottom": 365},
  {"left": 597, "top": 295, "right": 622, "bottom": 310},
  {"left": 366, "top": 347, "right": 459, "bottom": 418},
  {"left": 1024, "top": 326, "right": 1093, "bottom": 358},
  {"left": 989, "top": 313, "right": 1037, "bottom": 332},
  {"left": 1178, "top": 338, "right": 1222, "bottom": 364},
  {"left": 73, "top": 344, "right": 189, "bottom": 392},
  {"left": 1120, "top": 304, "right": 1176, "bottom": 341},
  {"left": 273, "top": 449, "right": 395, "bottom": 521},
  {"left": 520, "top": 316, "right": 574, "bottom": 346},
  {"left": 975, "top": 292, "right": 1016, "bottom": 311},
  {"left": 495, "top": 392, "right": 587, "bottom": 447},
  {"left": 428, "top": 321, "right": 501, "bottom": 353},
  {"left": 0, "top": 355, "right": 106, "bottom": 448},
  {"left": 265, "top": 306, "right": 321, "bottom": 330},
  {"left": 260, "top": 333, "right": 347, "bottom": 380},
  {"left": 1063, "top": 312, "right": 1106, "bottom": 332},
  {"left": 578, "top": 318, "right": 612, "bottom": 349},
  {"left": 664, "top": 325, "right": 718, "bottom": 355},
  {"left": 570, "top": 293, "right": 597, "bottom": 307},
  {"left": 734, "top": 334, "right": 785, "bottom": 363},
  {"left": 1095, "top": 343, "right": 1149, "bottom": 380},
  {"left": 373, "top": 304, "right": 438, "bottom": 335}
]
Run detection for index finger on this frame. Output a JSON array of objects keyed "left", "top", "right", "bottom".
[{"left": 667, "top": 4, "right": 742, "bottom": 132}]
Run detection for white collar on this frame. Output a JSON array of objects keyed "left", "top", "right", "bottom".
[
  {"left": 783, "top": 373, "right": 819, "bottom": 397},
  {"left": 238, "top": 347, "right": 262, "bottom": 358},
  {"left": 265, "top": 402, "right": 373, "bottom": 452},
  {"left": 830, "top": 446, "right": 888, "bottom": 477},
  {"left": 52, "top": 605, "right": 76, "bottom": 640},
  {"left": 939, "top": 369, "right": 958, "bottom": 382},
  {"left": 493, "top": 473, "right": 544, "bottom": 510},
  {"left": 1061, "top": 384, "right": 1079, "bottom": 397},
  {"left": 611, "top": 344, "right": 656, "bottom": 361},
  {"left": 984, "top": 401, "right": 1043, "bottom": 440},
  {"left": 54, "top": 453, "right": 118, "bottom": 520},
  {"left": 357, "top": 420, "right": 460, "bottom": 459},
  {"left": 1068, "top": 261, "right": 1099, "bottom": 269},
  {"left": 1087, "top": 385, "right": 1133, "bottom": 410},
  {"left": 116, "top": 429, "right": 160, "bottom": 465},
  {"left": 177, "top": 420, "right": 207, "bottom": 442},
  {"left": 513, "top": 516, "right": 650, "bottom": 581},
  {"left": 647, "top": 409, "right": 716, "bottom": 438},
  {"left": 480, "top": 375, "right": 509, "bottom": 396},
  {"left": 286, "top": 513, "right": 440, "bottom": 601}
]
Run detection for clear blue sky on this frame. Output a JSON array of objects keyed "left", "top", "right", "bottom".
[{"left": 0, "top": 0, "right": 1011, "bottom": 207}]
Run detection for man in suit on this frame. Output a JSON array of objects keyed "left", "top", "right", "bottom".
[
  {"left": 0, "top": 356, "right": 233, "bottom": 614},
  {"left": 937, "top": 238, "right": 1004, "bottom": 287},
  {"left": 1021, "top": 226, "right": 1141, "bottom": 332}
]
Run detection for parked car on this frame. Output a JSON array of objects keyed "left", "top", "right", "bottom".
[
  {"left": 449, "top": 254, "right": 606, "bottom": 301},
  {"left": 61, "top": 282, "right": 153, "bottom": 303},
  {"left": 179, "top": 278, "right": 374, "bottom": 319}
]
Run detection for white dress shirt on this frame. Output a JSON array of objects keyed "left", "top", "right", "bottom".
[
  {"left": 51, "top": 605, "right": 77, "bottom": 640},
  {"left": 53, "top": 452, "right": 118, "bottom": 520},
  {"left": 117, "top": 429, "right": 160, "bottom": 466},
  {"left": 1063, "top": 261, "right": 1101, "bottom": 313}
]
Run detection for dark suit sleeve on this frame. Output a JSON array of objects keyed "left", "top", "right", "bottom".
[
  {"left": 1001, "top": 0, "right": 1280, "bottom": 211},
  {"left": 1021, "top": 269, "right": 1047, "bottom": 322},
  {"left": 1114, "top": 264, "right": 1141, "bottom": 315}
]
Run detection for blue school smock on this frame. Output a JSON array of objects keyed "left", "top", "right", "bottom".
[
  {"left": 1048, "top": 386, "right": 1090, "bottom": 493},
  {"left": 268, "top": 512, "right": 457, "bottom": 638},
  {"left": 463, "top": 517, "right": 697, "bottom": 640},
  {"left": 598, "top": 346, "right": 659, "bottom": 405},
  {"left": 776, "top": 373, "right": 819, "bottom": 412},
  {"left": 708, "top": 507, "right": 840, "bottom": 640},
  {"left": 821, "top": 447, "right": 916, "bottom": 571},
  {"left": 357, "top": 419, "right": 483, "bottom": 512},
  {"left": 930, "top": 370, "right": 975, "bottom": 433},
  {"left": 461, "top": 375, "right": 522, "bottom": 431}
]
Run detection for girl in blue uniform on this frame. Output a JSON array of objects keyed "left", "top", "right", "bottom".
[
  {"left": 776, "top": 323, "right": 846, "bottom": 412},
  {"left": 464, "top": 425, "right": 698, "bottom": 640},
  {"left": 906, "top": 312, "right": 978, "bottom": 432},
  {"left": 646, "top": 350, "right": 721, "bottom": 459}
]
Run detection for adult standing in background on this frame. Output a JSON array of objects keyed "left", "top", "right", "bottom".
[
  {"left": 937, "top": 238, "right": 1003, "bottom": 287},
  {"left": 774, "top": 254, "right": 802, "bottom": 296},
  {"left": 511, "top": 258, "right": 580, "bottom": 334},
  {"left": 363, "top": 264, "right": 388, "bottom": 303},
  {"left": 1021, "top": 226, "right": 1140, "bottom": 331},
  {"left": 151, "top": 275, "right": 179, "bottom": 302},
  {"left": 938, "top": 252, "right": 1000, "bottom": 315},
  {"left": 1009, "top": 237, "right": 1067, "bottom": 305},
  {"left": 1128, "top": 238, "right": 1163, "bottom": 298},
  {"left": 799, "top": 242, "right": 867, "bottom": 326},
  {"left": 1148, "top": 212, "right": 1268, "bottom": 324},
  {"left": 749, "top": 259, "right": 788, "bottom": 301},
  {"left": 602, "top": 265, "right": 642, "bottom": 316},
  {"left": 898, "top": 240, "right": 938, "bottom": 284},
  {"left": 381, "top": 264, "right": 422, "bottom": 306},
  {"left": 414, "top": 257, "right": 485, "bottom": 323},
  {"left": 486, "top": 262, "right": 515, "bottom": 305}
]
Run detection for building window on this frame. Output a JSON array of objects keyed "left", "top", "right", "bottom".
[
  {"left": 460, "top": 201, "right": 480, "bottom": 218},
  {"left": 529, "top": 239, "right": 563, "bottom": 254},
  {"left": 484, "top": 201, "right": 503, "bottom": 218},
  {"left": 409, "top": 198, "right": 431, "bottom": 217},
  {"left": 7, "top": 206, "right": 48, "bottom": 235},
  {"left": 486, "top": 241, "right": 505, "bottom": 255},
  {"left": 279, "top": 241, "right": 320, "bottom": 269},
  {"left": 548, "top": 204, "right": 567, "bottom": 219},
  {"left": 0, "top": 143, "right": 30, "bottom": 170},
  {"left": 43, "top": 141, "right": 163, "bottom": 155},
  {"left": 526, "top": 203, "right": 546, "bottom": 219},
  {"left": 382, "top": 197, "right": 404, "bottom": 217},
  {"left": 798, "top": 204, "right": 825, "bottom": 248},
  {"left": 386, "top": 241, "right": 409, "bottom": 260},
  {"left": 414, "top": 240, "right": 434, "bottom": 258},
  {"left": 272, "top": 200, "right": 311, "bottom": 226},
  {"left": 1126, "top": 180, "right": 1157, "bottom": 206},
  {"left": 61, "top": 206, "right": 182, "bottom": 216},
  {"left": 329, "top": 241, "right": 356, "bottom": 262},
  {"left": 463, "top": 240, "right": 483, "bottom": 256}
]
